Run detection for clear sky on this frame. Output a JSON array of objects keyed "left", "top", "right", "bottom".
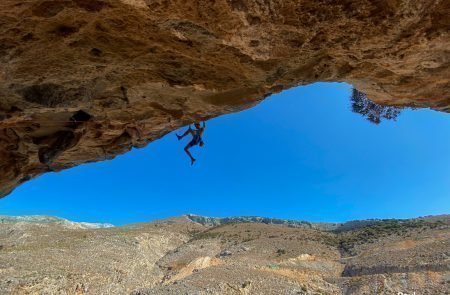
[{"left": 1, "top": 83, "right": 449, "bottom": 225}]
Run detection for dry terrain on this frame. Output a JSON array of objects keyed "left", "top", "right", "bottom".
[{"left": 0, "top": 214, "right": 449, "bottom": 294}]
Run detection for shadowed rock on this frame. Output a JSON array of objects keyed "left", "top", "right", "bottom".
[{"left": 0, "top": 0, "right": 449, "bottom": 197}]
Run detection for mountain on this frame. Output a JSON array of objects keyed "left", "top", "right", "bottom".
[
  {"left": 0, "top": 215, "right": 114, "bottom": 229},
  {"left": 186, "top": 213, "right": 450, "bottom": 232},
  {"left": 0, "top": 214, "right": 448, "bottom": 294}
]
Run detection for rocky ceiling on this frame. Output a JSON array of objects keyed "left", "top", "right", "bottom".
[{"left": 0, "top": 0, "right": 449, "bottom": 197}]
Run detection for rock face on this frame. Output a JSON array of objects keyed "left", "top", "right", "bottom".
[
  {"left": 0, "top": 0, "right": 449, "bottom": 196},
  {"left": 0, "top": 215, "right": 449, "bottom": 294}
]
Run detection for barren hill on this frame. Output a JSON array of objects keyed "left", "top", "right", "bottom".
[{"left": 0, "top": 214, "right": 449, "bottom": 294}]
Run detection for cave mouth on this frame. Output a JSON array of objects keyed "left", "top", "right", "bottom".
[{"left": 2, "top": 82, "right": 449, "bottom": 225}]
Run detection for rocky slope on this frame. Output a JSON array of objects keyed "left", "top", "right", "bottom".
[
  {"left": 0, "top": 0, "right": 449, "bottom": 197},
  {"left": 0, "top": 215, "right": 114, "bottom": 229},
  {"left": 0, "top": 214, "right": 449, "bottom": 294}
]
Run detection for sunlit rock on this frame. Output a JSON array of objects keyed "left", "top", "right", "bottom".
[{"left": 0, "top": 0, "right": 449, "bottom": 197}]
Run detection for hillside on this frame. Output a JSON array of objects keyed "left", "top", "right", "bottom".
[{"left": 0, "top": 214, "right": 448, "bottom": 294}]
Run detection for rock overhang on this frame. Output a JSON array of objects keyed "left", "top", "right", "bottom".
[{"left": 0, "top": 0, "right": 449, "bottom": 197}]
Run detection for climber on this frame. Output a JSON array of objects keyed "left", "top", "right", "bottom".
[{"left": 176, "top": 121, "right": 206, "bottom": 165}]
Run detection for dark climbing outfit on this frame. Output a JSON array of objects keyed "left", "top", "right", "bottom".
[{"left": 187, "top": 127, "right": 203, "bottom": 148}]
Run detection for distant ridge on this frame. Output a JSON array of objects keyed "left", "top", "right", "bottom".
[
  {"left": 185, "top": 214, "right": 450, "bottom": 232},
  {"left": 0, "top": 215, "right": 114, "bottom": 229},
  {"left": 1, "top": 214, "right": 448, "bottom": 231}
]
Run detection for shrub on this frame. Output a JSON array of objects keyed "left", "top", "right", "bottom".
[{"left": 350, "top": 88, "right": 402, "bottom": 124}]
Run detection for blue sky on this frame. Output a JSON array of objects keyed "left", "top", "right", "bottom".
[{"left": 1, "top": 83, "right": 449, "bottom": 225}]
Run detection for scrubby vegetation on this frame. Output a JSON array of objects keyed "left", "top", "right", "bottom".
[
  {"left": 337, "top": 219, "right": 446, "bottom": 255},
  {"left": 350, "top": 88, "right": 403, "bottom": 124},
  {"left": 190, "top": 231, "right": 222, "bottom": 241}
]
